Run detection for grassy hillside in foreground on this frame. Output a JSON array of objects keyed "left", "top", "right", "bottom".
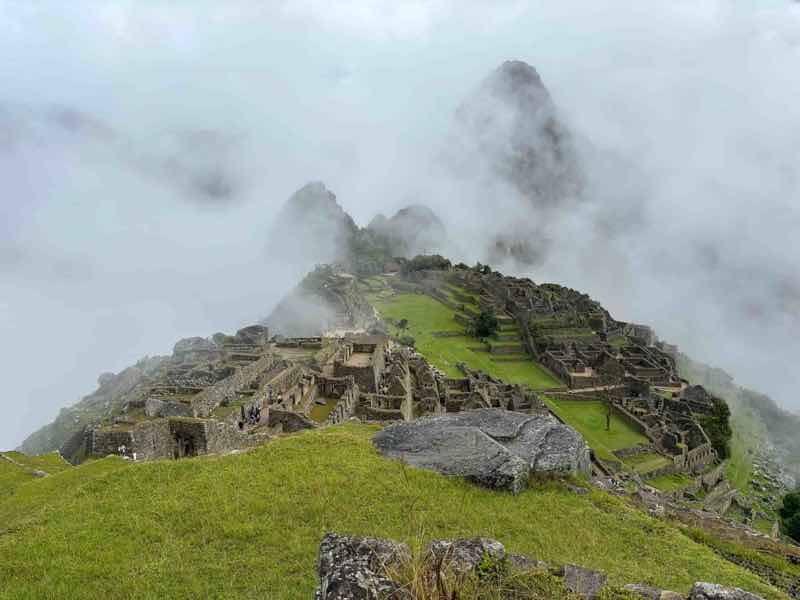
[
  {"left": 0, "top": 451, "right": 72, "bottom": 499},
  {"left": 0, "top": 425, "right": 786, "bottom": 600},
  {"left": 368, "top": 289, "right": 562, "bottom": 390}
]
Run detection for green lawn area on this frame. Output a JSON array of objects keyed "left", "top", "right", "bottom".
[
  {"left": 543, "top": 399, "right": 650, "bottom": 463},
  {"left": 370, "top": 291, "right": 562, "bottom": 390},
  {"left": 624, "top": 453, "right": 673, "bottom": 475},
  {"left": 648, "top": 473, "right": 695, "bottom": 492},
  {"left": 0, "top": 425, "right": 785, "bottom": 599}
]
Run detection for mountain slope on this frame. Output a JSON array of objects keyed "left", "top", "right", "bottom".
[
  {"left": 19, "top": 356, "right": 167, "bottom": 457},
  {"left": 268, "top": 182, "right": 446, "bottom": 276}
]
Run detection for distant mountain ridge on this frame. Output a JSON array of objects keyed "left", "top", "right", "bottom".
[{"left": 268, "top": 181, "right": 449, "bottom": 276}]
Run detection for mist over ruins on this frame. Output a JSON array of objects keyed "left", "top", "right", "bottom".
[{"left": 2, "top": 3, "right": 800, "bottom": 599}]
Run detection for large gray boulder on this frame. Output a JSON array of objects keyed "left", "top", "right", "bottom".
[
  {"left": 689, "top": 583, "right": 765, "bottom": 600},
  {"left": 315, "top": 533, "right": 411, "bottom": 600},
  {"left": 373, "top": 409, "right": 591, "bottom": 493}
]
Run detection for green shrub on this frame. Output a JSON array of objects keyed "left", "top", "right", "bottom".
[
  {"left": 696, "top": 396, "right": 732, "bottom": 459},
  {"left": 780, "top": 491, "right": 800, "bottom": 542},
  {"left": 470, "top": 310, "right": 499, "bottom": 339}
]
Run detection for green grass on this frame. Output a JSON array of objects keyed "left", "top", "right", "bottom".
[
  {"left": 1, "top": 451, "right": 73, "bottom": 498},
  {"left": 543, "top": 399, "right": 650, "bottom": 463},
  {"left": 0, "top": 458, "right": 36, "bottom": 498},
  {"left": 624, "top": 453, "right": 673, "bottom": 474},
  {"left": 648, "top": 473, "right": 695, "bottom": 492},
  {"left": 371, "top": 291, "right": 562, "bottom": 390},
  {"left": 0, "top": 425, "right": 786, "bottom": 599},
  {"left": 1, "top": 451, "right": 71, "bottom": 475}
]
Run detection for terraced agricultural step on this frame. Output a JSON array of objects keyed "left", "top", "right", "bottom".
[
  {"left": 491, "top": 355, "right": 532, "bottom": 363},
  {"left": 495, "top": 333, "right": 519, "bottom": 341},
  {"left": 489, "top": 344, "right": 525, "bottom": 355}
]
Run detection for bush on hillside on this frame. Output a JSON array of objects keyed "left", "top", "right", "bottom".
[
  {"left": 780, "top": 491, "right": 800, "bottom": 542},
  {"left": 400, "top": 254, "right": 452, "bottom": 273},
  {"left": 696, "top": 395, "right": 732, "bottom": 460},
  {"left": 469, "top": 310, "right": 499, "bottom": 339}
]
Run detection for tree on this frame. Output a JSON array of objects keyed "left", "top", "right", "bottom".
[
  {"left": 597, "top": 371, "right": 624, "bottom": 432},
  {"left": 696, "top": 395, "right": 732, "bottom": 460},
  {"left": 397, "top": 318, "right": 409, "bottom": 330},
  {"left": 779, "top": 490, "right": 800, "bottom": 520},
  {"left": 780, "top": 491, "right": 800, "bottom": 542},
  {"left": 785, "top": 514, "right": 800, "bottom": 543},
  {"left": 470, "top": 310, "right": 499, "bottom": 339}
]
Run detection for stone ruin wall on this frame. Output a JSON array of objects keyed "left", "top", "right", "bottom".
[
  {"left": 325, "top": 382, "right": 360, "bottom": 425},
  {"left": 191, "top": 353, "right": 280, "bottom": 417},
  {"left": 641, "top": 462, "right": 680, "bottom": 481},
  {"left": 683, "top": 443, "right": 717, "bottom": 473},
  {"left": 612, "top": 444, "right": 659, "bottom": 459},
  {"left": 91, "top": 428, "right": 136, "bottom": 459},
  {"left": 91, "top": 417, "right": 268, "bottom": 461},
  {"left": 91, "top": 419, "right": 173, "bottom": 461},
  {"left": 145, "top": 397, "right": 193, "bottom": 418},
  {"left": 356, "top": 393, "right": 405, "bottom": 422},
  {"left": 203, "top": 420, "right": 269, "bottom": 455},
  {"left": 333, "top": 350, "right": 381, "bottom": 393},
  {"left": 610, "top": 403, "right": 656, "bottom": 442},
  {"left": 267, "top": 409, "right": 318, "bottom": 433}
]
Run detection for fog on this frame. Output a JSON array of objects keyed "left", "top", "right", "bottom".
[{"left": 1, "top": 1, "right": 799, "bottom": 449}]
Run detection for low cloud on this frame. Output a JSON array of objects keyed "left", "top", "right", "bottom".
[{"left": 1, "top": 0, "right": 800, "bottom": 450}]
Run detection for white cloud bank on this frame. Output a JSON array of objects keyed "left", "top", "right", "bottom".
[{"left": 1, "top": 0, "right": 799, "bottom": 448}]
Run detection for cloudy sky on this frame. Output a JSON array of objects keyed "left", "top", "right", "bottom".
[{"left": 1, "top": 0, "right": 799, "bottom": 449}]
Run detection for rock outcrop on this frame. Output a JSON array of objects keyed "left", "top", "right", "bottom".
[
  {"left": 267, "top": 181, "right": 358, "bottom": 269},
  {"left": 426, "top": 537, "right": 506, "bottom": 574},
  {"left": 453, "top": 60, "right": 585, "bottom": 266},
  {"left": 367, "top": 204, "right": 446, "bottom": 258},
  {"left": 373, "top": 408, "right": 591, "bottom": 493},
  {"left": 264, "top": 264, "right": 378, "bottom": 336},
  {"left": 562, "top": 564, "right": 608, "bottom": 599},
  {"left": 315, "top": 533, "right": 411, "bottom": 600},
  {"left": 689, "top": 583, "right": 765, "bottom": 600},
  {"left": 314, "top": 533, "right": 766, "bottom": 600},
  {"left": 457, "top": 60, "right": 583, "bottom": 209}
]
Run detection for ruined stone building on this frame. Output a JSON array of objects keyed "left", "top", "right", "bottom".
[{"left": 615, "top": 383, "right": 718, "bottom": 474}]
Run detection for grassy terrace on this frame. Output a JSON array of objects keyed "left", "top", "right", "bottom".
[
  {"left": 0, "top": 425, "right": 786, "bottom": 599},
  {"left": 368, "top": 289, "right": 562, "bottom": 390},
  {"left": 624, "top": 453, "right": 673, "bottom": 475},
  {"left": 649, "top": 473, "right": 695, "bottom": 493},
  {"left": 543, "top": 399, "right": 650, "bottom": 464}
]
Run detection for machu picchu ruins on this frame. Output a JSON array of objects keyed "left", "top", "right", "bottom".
[
  {"left": 60, "top": 259, "right": 730, "bottom": 507},
  {"left": 8, "top": 211, "right": 799, "bottom": 600},
  {"left": 5, "top": 26, "right": 800, "bottom": 599}
]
